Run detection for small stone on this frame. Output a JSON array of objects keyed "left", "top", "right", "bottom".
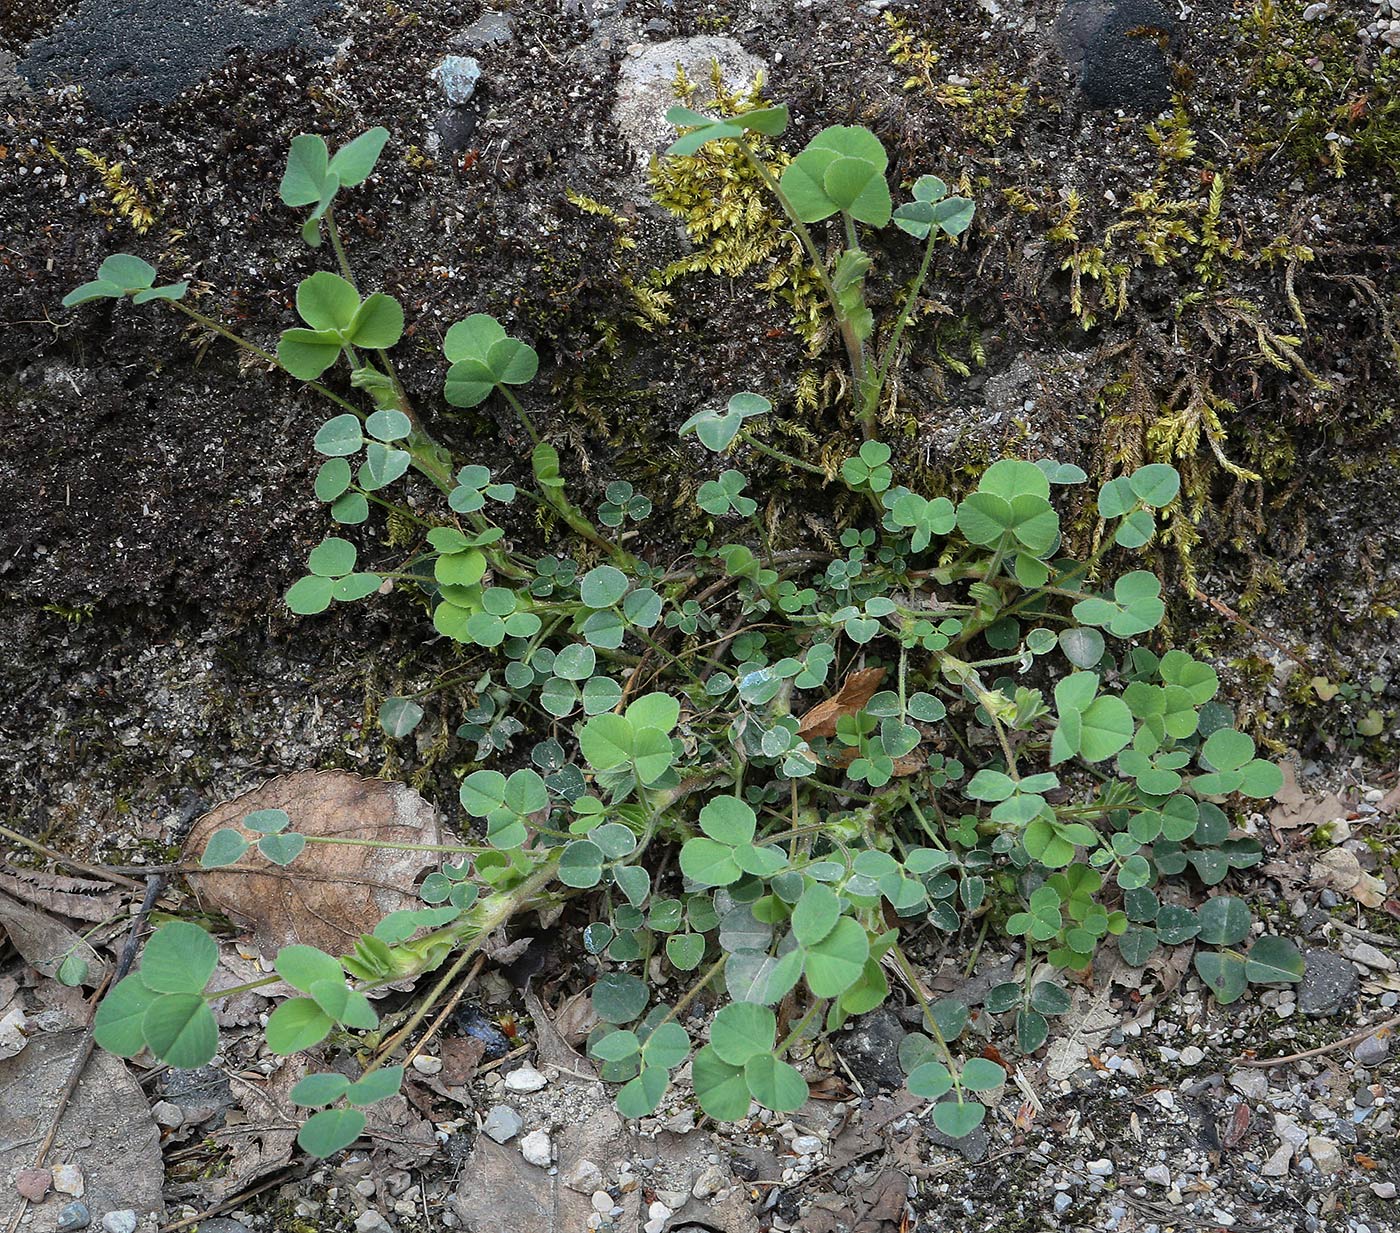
[
  {"left": 1348, "top": 942, "right": 1395, "bottom": 972},
  {"left": 431, "top": 56, "right": 482, "bottom": 106},
  {"left": 591, "top": 1190, "right": 614, "bottom": 1214},
  {"left": 648, "top": 1201, "right": 673, "bottom": 1223},
  {"left": 453, "top": 11, "right": 513, "bottom": 47},
  {"left": 691, "top": 1165, "right": 727, "bottom": 1200},
  {"left": 15, "top": 1168, "right": 51, "bottom": 1202},
  {"left": 101, "top": 1212, "right": 138, "bottom": 1233},
  {"left": 56, "top": 1202, "right": 91, "bottom": 1232},
  {"left": 1301, "top": 1, "right": 1330, "bottom": 17},
  {"left": 52, "top": 1164, "right": 84, "bottom": 1198},
  {"left": 564, "top": 1159, "right": 604, "bottom": 1194},
  {"left": 411, "top": 1055, "right": 443, "bottom": 1076},
  {"left": 1298, "top": 949, "right": 1360, "bottom": 1017},
  {"left": 1261, "top": 1143, "right": 1293, "bottom": 1177},
  {"left": 1228, "top": 1069, "right": 1270, "bottom": 1101},
  {"left": 151, "top": 1100, "right": 184, "bottom": 1128},
  {"left": 1087, "top": 1158, "right": 1114, "bottom": 1177},
  {"left": 520, "top": 1129, "right": 553, "bottom": 1168},
  {"left": 790, "top": 1134, "right": 822, "bottom": 1156},
  {"left": 1054, "top": 1193, "right": 1072, "bottom": 1216},
  {"left": 481, "top": 1108, "right": 526, "bottom": 1147},
  {"left": 1307, "top": 1135, "right": 1343, "bottom": 1174},
  {"left": 504, "top": 1065, "right": 548, "bottom": 1094},
  {"left": 1353, "top": 1031, "right": 1392, "bottom": 1067},
  {"left": 1144, "top": 1164, "right": 1172, "bottom": 1187},
  {"left": 1179, "top": 1045, "right": 1206, "bottom": 1066},
  {"left": 1372, "top": 1181, "right": 1397, "bottom": 1199},
  {"left": 353, "top": 1212, "right": 391, "bottom": 1233}
]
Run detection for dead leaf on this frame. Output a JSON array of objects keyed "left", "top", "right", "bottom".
[
  {"left": 184, "top": 771, "right": 452, "bottom": 958},
  {"left": 1222, "top": 1100, "right": 1252, "bottom": 1150},
  {"left": 0, "top": 867, "right": 123, "bottom": 923},
  {"left": 797, "top": 667, "right": 886, "bottom": 739},
  {"left": 548, "top": 985, "right": 600, "bottom": 1047},
  {"left": 1268, "top": 764, "right": 1348, "bottom": 831},
  {"left": 0, "top": 1027, "right": 165, "bottom": 1227},
  {"left": 523, "top": 987, "right": 597, "bottom": 1078},
  {"left": 0, "top": 889, "right": 107, "bottom": 988},
  {"left": 1310, "top": 847, "right": 1386, "bottom": 908},
  {"left": 210, "top": 1062, "right": 305, "bottom": 1197}
]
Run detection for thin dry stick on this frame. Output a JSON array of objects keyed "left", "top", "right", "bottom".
[
  {"left": 1234, "top": 1013, "right": 1400, "bottom": 1068},
  {"left": 157, "top": 1167, "right": 299, "bottom": 1233},
  {"left": 402, "top": 953, "right": 487, "bottom": 1070},
  {"left": 0, "top": 823, "right": 146, "bottom": 890},
  {"left": 5, "top": 876, "right": 165, "bottom": 1233}
]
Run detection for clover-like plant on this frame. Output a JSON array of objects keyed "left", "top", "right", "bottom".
[{"left": 65, "top": 121, "right": 1305, "bottom": 1163}]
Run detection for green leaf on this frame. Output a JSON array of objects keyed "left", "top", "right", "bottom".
[
  {"left": 142, "top": 993, "right": 219, "bottom": 1068},
  {"left": 365, "top": 408, "right": 411, "bottom": 441},
  {"left": 327, "top": 127, "right": 390, "bottom": 186},
  {"left": 281, "top": 133, "right": 332, "bottom": 207},
  {"left": 666, "top": 933, "right": 706, "bottom": 970},
  {"left": 1129, "top": 463, "right": 1181, "bottom": 508},
  {"left": 1201, "top": 729, "right": 1254, "bottom": 773},
  {"left": 710, "top": 1002, "right": 776, "bottom": 1066},
  {"left": 379, "top": 696, "right": 424, "bottom": 738},
  {"left": 266, "top": 997, "right": 334, "bottom": 1053},
  {"left": 679, "top": 837, "right": 742, "bottom": 888},
  {"left": 258, "top": 832, "right": 306, "bottom": 865},
  {"left": 592, "top": 1029, "right": 642, "bottom": 1063},
  {"left": 297, "top": 271, "right": 360, "bottom": 332},
  {"left": 558, "top": 840, "right": 604, "bottom": 888},
  {"left": 62, "top": 278, "right": 123, "bottom": 306},
  {"left": 692, "top": 1045, "right": 752, "bottom": 1120},
  {"left": 308, "top": 536, "right": 356, "bottom": 577},
  {"left": 960, "top": 1057, "right": 1006, "bottom": 1091},
  {"left": 1117, "top": 925, "right": 1158, "bottom": 966},
  {"left": 278, "top": 328, "right": 342, "bottom": 381},
  {"left": 130, "top": 281, "right": 190, "bottom": 304},
  {"left": 1194, "top": 950, "right": 1248, "bottom": 1003},
  {"left": 592, "top": 972, "right": 649, "bottom": 1024},
  {"left": 803, "top": 916, "right": 869, "bottom": 998},
  {"left": 349, "top": 294, "right": 404, "bottom": 348},
  {"left": 290, "top": 1072, "right": 353, "bottom": 1107},
  {"left": 94, "top": 974, "right": 159, "bottom": 1056},
  {"left": 1078, "top": 695, "right": 1134, "bottom": 762},
  {"left": 298, "top": 1107, "right": 367, "bottom": 1158},
  {"left": 200, "top": 828, "right": 249, "bottom": 868},
  {"left": 1197, "top": 896, "right": 1250, "bottom": 946},
  {"left": 313, "top": 413, "right": 365, "bottom": 457},
  {"left": 699, "top": 796, "right": 756, "bottom": 846},
  {"left": 1244, "top": 936, "right": 1305, "bottom": 984},
  {"left": 792, "top": 884, "right": 841, "bottom": 946},
  {"left": 744, "top": 1054, "right": 809, "bottom": 1112},
  {"left": 95, "top": 253, "right": 158, "bottom": 290},
  {"left": 907, "top": 1061, "right": 953, "bottom": 1099},
  {"left": 580, "top": 565, "right": 629, "bottom": 608},
  {"left": 140, "top": 922, "right": 217, "bottom": 994},
  {"left": 931, "top": 1099, "right": 986, "bottom": 1138},
  {"left": 275, "top": 945, "right": 343, "bottom": 994},
  {"left": 347, "top": 1064, "right": 404, "bottom": 1106},
  {"left": 643, "top": 1021, "right": 691, "bottom": 1069}
]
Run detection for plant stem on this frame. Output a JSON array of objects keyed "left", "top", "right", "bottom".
[
  {"left": 497, "top": 386, "right": 541, "bottom": 446},
  {"left": 734, "top": 138, "right": 867, "bottom": 405},
  {"left": 737, "top": 429, "right": 829, "bottom": 476},
  {"left": 868, "top": 227, "right": 938, "bottom": 427}
]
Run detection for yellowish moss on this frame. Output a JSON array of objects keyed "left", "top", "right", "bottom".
[{"left": 76, "top": 146, "right": 156, "bottom": 234}]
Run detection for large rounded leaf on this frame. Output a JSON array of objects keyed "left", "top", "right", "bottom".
[
  {"left": 297, "top": 271, "right": 359, "bottom": 332},
  {"left": 142, "top": 993, "right": 218, "bottom": 1067},
  {"left": 803, "top": 916, "right": 870, "bottom": 997}
]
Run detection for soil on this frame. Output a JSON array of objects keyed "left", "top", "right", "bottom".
[{"left": 2, "top": 0, "right": 1398, "bottom": 1230}]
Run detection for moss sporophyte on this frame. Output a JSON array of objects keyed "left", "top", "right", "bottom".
[{"left": 66, "top": 114, "right": 1300, "bottom": 1157}]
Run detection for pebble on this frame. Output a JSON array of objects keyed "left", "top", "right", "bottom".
[
  {"left": 791, "top": 1134, "right": 822, "bottom": 1156},
  {"left": 411, "top": 1055, "right": 443, "bottom": 1076},
  {"left": 1372, "top": 1181, "right": 1397, "bottom": 1199},
  {"left": 101, "top": 1212, "right": 138, "bottom": 1233},
  {"left": 691, "top": 1165, "right": 727, "bottom": 1200},
  {"left": 150, "top": 1100, "right": 184, "bottom": 1128},
  {"left": 1144, "top": 1164, "right": 1172, "bottom": 1187},
  {"left": 1178, "top": 1046, "right": 1205, "bottom": 1066},
  {"left": 1302, "top": 2, "right": 1330, "bottom": 18},
  {"left": 1348, "top": 942, "right": 1395, "bottom": 972},
  {"left": 1307, "top": 1135, "right": 1344, "bottom": 1174},
  {"left": 1054, "top": 1193, "right": 1072, "bottom": 1216},
  {"left": 56, "top": 1202, "right": 91, "bottom": 1232},
  {"left": 1353, "top": 1031, "right": 1392, "bottom": 1067},
  {"left": 1298, "top": 950, "right": 1360, "bottom": 1017},
  {"left": 504, "top": 1065, "right": 548, "bottom": 1094},
  {"left": 1087, "top": 1158, "right": 1114, "bottom": 1177},
  {"left": 520, "top": 1129, "right": 553, "bottom": 1168},
  {"left": 431, "top": 56, "right": 482, "bottom": 106},
  {"left": 591, "top": 1191, "right": 614, "bottom": 1214},
  {"left": 15, "top": 1168, "right": 51, "bottom": 1202},
  {"left": 481, "top": 1105, "right": 523, "bottom": 1144},
  {"left": 564, "top": 1159, "right": 604, "bottom": 1194},
  {"left": 1227, "top": 1069, "right": 1270, "bottom": 1101},
  {"left": 1261, "top": 1143, "right": 1293, "bottom": 1177},
  {"left": 353, "top": 1211, "right": 391, "bottom": 1233},
  {"left": 52, "top": 1164, "right": 84, "bottom": 1198}
]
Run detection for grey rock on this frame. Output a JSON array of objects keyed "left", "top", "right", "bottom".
[
  {"left": 1353, "top": 1031, "right": 1391, "bottom": 1067},
  {"left": 432, "top": 56, "right": 482, "bottom": 106},
  {"left": 520, "top": 1128, "right": 553, "bottom": 1168},
  {"left": 1227, "top": 1069, "right": 1270, "bottom": 1101},
  {"left": 611, "top": 37, "right": 765, "bottom": 165},
  {"left": 19, "top": 0, "right": 336, "bottom": 119},
  {"left": 433, "top": 108, "right": 479, "bottom": 156},
  {"left": 453, "top": 11, "right": 514, "bottom": 48},
  {"left": 353, "top": 1212, "right": 391, "bottom": 1233},
  {"left": 1297, "top": 949, "right": 1360, "bottom": 1016},
  {"left": 56, "top": 1202, "right": 91, "bottom": 1233},
  {"left": 1054, "top": 0, "right": 1179, "bottom": 112},
  {"left": 481, "top": 1104, "right": 524, "bottom": 1144},
  {"left": 837, "top": 1007, "right": 907, "bottom": 1092},
  {"left": 101, "top": 1213, "right": 138, "bottom": 1233}
]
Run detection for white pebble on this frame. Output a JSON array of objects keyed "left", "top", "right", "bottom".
[
  {"left": 504, "top": 1065, "right": 548, "bottom": 1094},
  {"left": 520, "top": 1129, "right": 553, "bottom": 1168}
]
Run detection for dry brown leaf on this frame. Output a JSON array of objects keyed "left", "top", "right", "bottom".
[
  {"left": 0, "top": 867, "right": 124, "bottom": 923},
  {"left": 0, "top": 888, "right": 107, "bottom": 987},
  {"left": 1268, "top": 763, "right": 1348, "bottom": 831},
  {"left": 824, "top": 744, "right": 926, "bottom": 778},
  {"left": 184, "top": 771, "right": 451, "bottom": 958},
  {"left": 211, "top": 1062, "right": 304, "bottom": 1197},
  {"left": 1310, "top": 847, "right": 1386, "bottom": 908},
  {"left": 797, "top": 667, "right": 886, "bottom": 739}
]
